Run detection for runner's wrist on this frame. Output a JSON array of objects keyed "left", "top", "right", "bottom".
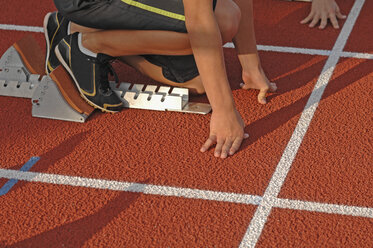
[
  {"left": 211, "top": 101, "right": 236, "bottom": 114},
  {"left": 238, "top": 54, "right": 261, "bottom": 72}
]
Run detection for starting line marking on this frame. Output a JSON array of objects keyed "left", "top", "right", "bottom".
[
  {"left": 0, "top": 24, "right": 372, "bottom": 60},
  {"left": 0, "top": 157, "right": 40, "bottom": 196},
  {"left": 0, "top": 168, "right": 372, "bottom": 219},
  {"left": 0, "top": 168, "right": 262, "bottom": 206},
  {"left": 239, "top": 0, "right": 367, "bottom": 247}
]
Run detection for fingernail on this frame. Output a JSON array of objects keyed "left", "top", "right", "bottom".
[
  {"left": 244, "top": 133, "right": 249, "bottom": 138},
  {"left": 214, "top": 152, "right": 220, "bottom": 157}
]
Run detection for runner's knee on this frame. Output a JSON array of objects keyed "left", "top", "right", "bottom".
[{"left": 216, "top": 0, "right": 241, "bottom": 43}]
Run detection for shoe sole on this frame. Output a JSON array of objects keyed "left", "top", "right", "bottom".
[
  {"left": 43, "top": 12, "right": 52, "bottom": 75},
  {"left": 55, "top": 45, "right": 119, "bottom": 113}
]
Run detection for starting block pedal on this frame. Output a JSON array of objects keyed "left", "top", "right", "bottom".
[{"left": 0, "top": 35, "right": 211, "bottom": 123}]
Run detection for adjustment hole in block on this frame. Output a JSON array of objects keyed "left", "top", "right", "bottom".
[
  {"left": 32, "top": 99, "right": 40, "bottom": 106},
  {"left": 16, "top": 84, "right": 20, "bottom": 88},
  {"left": 168, "top": 87, "right": 173, "bottom": 94}
]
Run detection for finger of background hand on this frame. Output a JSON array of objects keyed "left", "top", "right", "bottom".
[
  {"left": 301, "top": 13, "right": 313, "bottom": 24},
  {"left": 309, "top": 15, "right": 320, "bottom": 28},
  {"left": 214, "top": 139, "right": 225, "bottom": 157},
  {"left": 336, "top": 9, "right": 346, "bottom": 19},
  {"left": 200, "top": 135, "right": 217, "bottom": 152},
  {"left": 229, "top": 137, "right": 244, "bottom": 156},
  {"left": 319, "top": 14, "right": 328, "bottom": 29},
  {"left": 329, "top": 14, "right": 339, "bottom": 29},
  {"left": 257, "top": 88, "right": 268, "bottom": 104},
  {"left": 220, "top": 139, "right": 234, "bottom": 159}
]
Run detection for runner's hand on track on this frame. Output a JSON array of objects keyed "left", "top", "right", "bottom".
[
  {"left": 301, "top": 0, "right": 346, "bottom": 29},
  {"left": 240, "top": 65, "right": 277, "bottom": 105},
  {"left": 200, "top": 109, "right": 249, "bottom": 159}
]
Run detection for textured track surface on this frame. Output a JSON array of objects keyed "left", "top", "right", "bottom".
[{"left": 0, "top": 0, "right": 372, "bottom": 247}]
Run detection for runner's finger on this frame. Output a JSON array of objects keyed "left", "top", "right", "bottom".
[
  {"left": 214, "top": 139, "right": 225, "bottom": 158},
  {"left": 309, "top": 15, "right": 320, "bottom": 28},
  {"left": 319, "top": 13, "right": 328, "bottom": 29},
  {"left": 301, "top": 13, "right": 313, "bottom": 24},
  {"left": 258, "top": 87, "right": 268, "bottom": 104},
  {"left": 229, "top": 137, "right": 244, "bottom": 156},
  {"left": 269, "top": 82, "right": 277, "bottom": 92},
  {"left": 200, "top": 135, "right": 217, "bottom": 152},
  {"left": 220, "top": 139, "right": 234, "bottom": 159},
  {"left": 240, "top": 83, "right": 251, "bottom": 90},
  {"left": 336, "top": 8, "right": 346, "bottom": 19},
  {"left": 329, "top": 14, "right": 339, "bottom": 29}
]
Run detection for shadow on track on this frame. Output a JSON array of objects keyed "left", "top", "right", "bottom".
[{"left": 8, "top": 181, "right": 149, "bottom": 247}]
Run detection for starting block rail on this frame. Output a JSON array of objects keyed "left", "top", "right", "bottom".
[{"left": 0, "top": 35, "right": 211, "bottom": 123}]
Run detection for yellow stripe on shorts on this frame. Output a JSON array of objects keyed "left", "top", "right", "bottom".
[{"left": 121, "top": 0, "right": 185, "bottom": 21}]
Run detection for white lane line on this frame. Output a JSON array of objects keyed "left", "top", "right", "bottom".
[
  {"left": 239, "top": 1, "right": 366, "bottom": 247},
  {"left": 224, "top": 43, "right": 373, "bottom": 59},
  {"left": 225, "top": 43, "right": 331, "bottom": 56},
  {"left": 0, "top": 24, "right": 371, "bottom": 60},
  {"left": 0, "top": 168, "right": 263, "bottom": 205},
  {"left": 274, "top": 198, "right": 373, "bottom": 218},
  {"left": 0, "top": 24, "right": 43, "bottom": 33},
  {"left": 1, "top": 168, "right": 372, "bottom": 219},
  {"left": 341, "top": 51, "right": 373, "bottom": 59}
]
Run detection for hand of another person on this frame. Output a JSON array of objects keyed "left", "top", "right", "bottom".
[
  {"left": 301, "top": 0, "right": 346, "bottom": 29},
  {"left": 200, "top": 109, "right": 249, "bottom": 159}
]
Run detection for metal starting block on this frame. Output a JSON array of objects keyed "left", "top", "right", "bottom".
[
  {"left": 110, "top": 82, "right": 211, "bottom": 114},
  {"left": 0, "top": 35, "right": 211, "bottom": 123},
  {"left": 0, "top": 35, "right": 94, "bottom": 122}
]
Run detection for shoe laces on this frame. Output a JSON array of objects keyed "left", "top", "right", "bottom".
[{"left": 95, "top": 55, "right": 119, "bottom": 96}]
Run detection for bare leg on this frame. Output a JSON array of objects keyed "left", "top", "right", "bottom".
[
  {"left": 68, "top": 0, "right": 240, "bottom": 57},
  {"left": 119, "top": 56, "right": 205, "bottom": 95},
  {"left": 65, "top": 0, "right": 241, "bottom": 94}
]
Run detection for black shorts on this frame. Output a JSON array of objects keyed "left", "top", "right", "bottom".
[{"left": 54, "top": 0, "right": 218, "bottom": 83}]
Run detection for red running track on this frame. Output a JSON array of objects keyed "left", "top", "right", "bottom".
[{"left": 0, "top": 0, "right": 372, "bottom": 247}]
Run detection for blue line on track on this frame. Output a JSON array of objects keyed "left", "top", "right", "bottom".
[{"left": 0, "top": 156, "right": 40, "bottom": 196}]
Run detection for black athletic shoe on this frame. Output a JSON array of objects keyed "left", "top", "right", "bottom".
[
  {"left": 44, "top": 12, "right": 69, "bottom": 74},
  {"left": 55, "top": 33, "right": 123, "bottom": 113}
]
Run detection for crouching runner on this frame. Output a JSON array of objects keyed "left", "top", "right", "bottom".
[{"left": 44, "top": 0, "right": 276, "bottom": 158}]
